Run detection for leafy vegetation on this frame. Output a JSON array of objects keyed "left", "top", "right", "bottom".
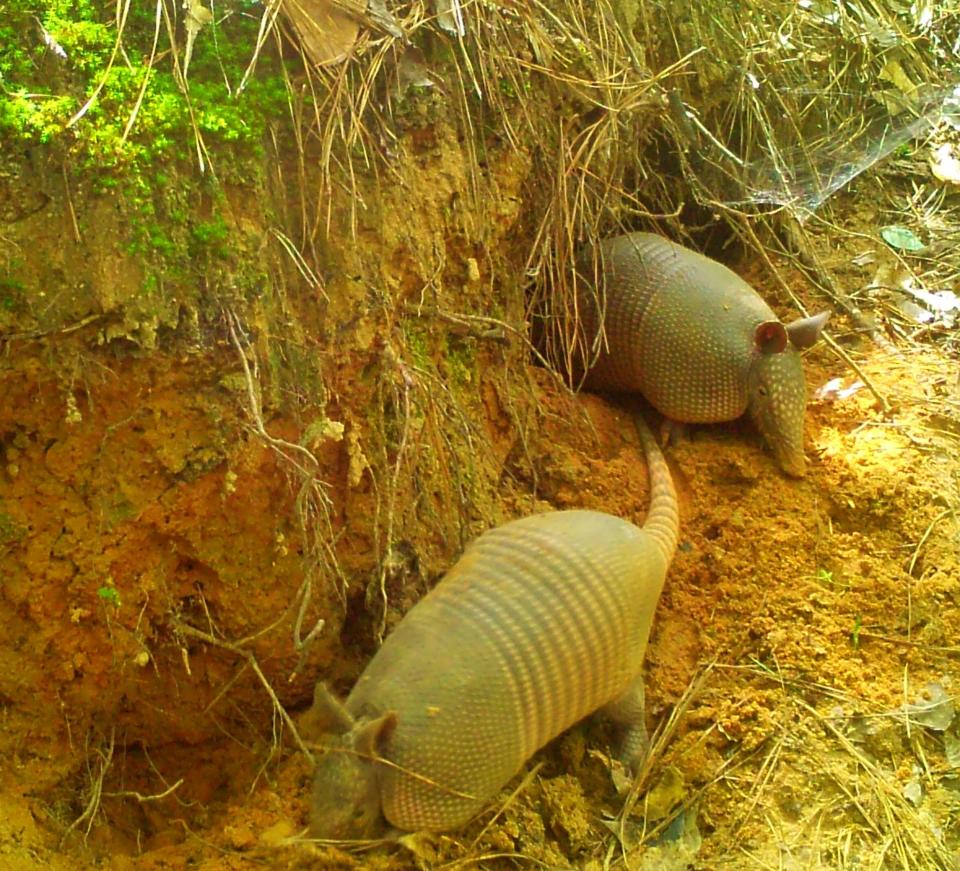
[
  {"left": 1, "top": 0, "right": 286, "bottom": 159},
  {"left": 0, "top": 0, "right": 293, "bottom": 337}
]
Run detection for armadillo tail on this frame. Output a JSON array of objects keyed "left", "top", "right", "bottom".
[{"left": 633, "top": 415, "right": 679, "bottom": 562}]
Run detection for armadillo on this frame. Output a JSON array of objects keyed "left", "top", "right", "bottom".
[
  {"left": 577, "top": 232, "right": 829, "bottom": 477},
  {"left": 308, "top": 417, "right": 678, "bottom": 838}
]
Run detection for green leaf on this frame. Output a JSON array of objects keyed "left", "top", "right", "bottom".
[{"left": 880, "top": 225, "right": 925, "bottom": 252}]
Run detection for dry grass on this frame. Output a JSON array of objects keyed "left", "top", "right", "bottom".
[
  {"left": 646, "top": 0, "right": 960, "bottom": 361},
  {"left": 722, "top": 669, "right": 957, "bottom": 870},
  {"left": 652, "top": 0, "right": 957, "bottom": 209},
  {"left": 232, "top": 0, "right": 960, "bottom": 642}
]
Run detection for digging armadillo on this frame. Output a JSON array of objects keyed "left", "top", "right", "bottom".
[
  {"left": 307, "top": 417, "right": 678, "bottom": 838},
  {"left": 577, "top": 232, "right": 829, "bottom": 477}
]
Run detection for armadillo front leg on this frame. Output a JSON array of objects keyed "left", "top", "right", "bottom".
[{"left": 604, "top": 674, "right": 649, "bottom": 771}]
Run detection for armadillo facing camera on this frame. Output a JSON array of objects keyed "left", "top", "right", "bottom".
[
  {"left": 308, "top": 417, "right": 678, "bottom": 838},
  {"left": 577, "top": 232, "right": 829, "bottom": 477}
]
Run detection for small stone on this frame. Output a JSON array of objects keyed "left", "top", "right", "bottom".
[{"left": 224, "top": 823, "right": 256, "bottom": 850}]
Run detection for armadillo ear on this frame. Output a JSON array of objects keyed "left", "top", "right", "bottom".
[
  {"left": 785, "top": 310, "right": 830, "bottom": 349},
  {"left": 353, "top": 711, "right": 398, "bottom": 759},
  {"left": 307, "top": 683, "right": 356, "bottom": 736},
  {"left": 754, "top": 321, "right": 788, "bottom": 355}
]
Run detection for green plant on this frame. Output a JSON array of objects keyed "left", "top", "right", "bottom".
[
  {"left": 0, "top": 0, "right": 298, "bottom": 339},
  {"left": 97, "top": 585, "right": 121, "bottom": 608},
  {"left": 807, "top": 567, "right": 850, "bottom": 590},
  {"left": 0, "top": 275, "right": 26, "bottom": 312},
  {"left": 814, "top": 567, "right": 834, "bottom": 585},
  {"left": 850, "top": 613, "right": 862, "bottom": 649}
]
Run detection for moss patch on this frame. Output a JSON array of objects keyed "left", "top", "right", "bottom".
[{"left": 0, "top": 0, "right": 292, "bottom": 341}]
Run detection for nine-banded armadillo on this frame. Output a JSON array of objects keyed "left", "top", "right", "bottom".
[
  {"left": 577, "top": 232, "right": 829, "bottom": 477},
  {"left": 308, "top": 417, "right": 678, "bottom": 838}
]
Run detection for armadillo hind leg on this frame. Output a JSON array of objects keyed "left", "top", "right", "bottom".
[{"left": 604, "top": 675, "right": 649, "bottom": 771}]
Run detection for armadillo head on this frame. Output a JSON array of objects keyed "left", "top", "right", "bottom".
[
  {"left": 745, "top": 311, "right": 830, "bottom": 478},
  {"left": 746, "top": 347, "right": 808, "bottom": 477},
  {"left": 307, "top": 684, "right": 397, "bottom": 840}
]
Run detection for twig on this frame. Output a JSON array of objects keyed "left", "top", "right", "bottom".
[
  {"left": 375, "top": 341, "right": 414, "bottom": 642},
  {"left": 224, "top": 306, "right": 337, "bottom": 663},
  {"left": 907, "top": 508, "right": 955, "bottom": 577},
  {"left": 61, "top": 163, "right": 81, "bottom": 243},
  {"left": 858, "top": 631, "right": 960, "bottom": 655},
  {"left": 820, "top": 333, "right": 892, "bottom": 417},
  {"left": 102, "top": 779, "right": 184, "bottom": 803},
  {"left": 224, "top": 309, "right": 328, "bottom": 475}
]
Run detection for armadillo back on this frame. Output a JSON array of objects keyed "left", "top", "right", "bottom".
[
  {"left": 347, "top": 510, "right": 665, "bottom": 831},
  {"left": 582, "top": 232, "right": 779, "bottom": 423}
]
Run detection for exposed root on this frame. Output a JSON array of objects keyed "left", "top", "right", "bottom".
[
  {"left": 224, "top": 307, "right": 338, "bottom": 677},
  {"left": 173, "top": 619, "right": 314, "bottom": 761},
  {"left": 60, "top": 727, "right": 115, "bottom": 845}
]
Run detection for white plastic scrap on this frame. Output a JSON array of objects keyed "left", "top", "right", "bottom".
[
  {"left": 902, "top": 283, "right": 960, "bottom": 328},
  {"left": 930, "top": 143, "right": 960, "bottom": 185},
  {"left": 870, "top": 262, "right": 960, "bottom": 328},
  {"left": 814, "top": 378, "right": 865, "bottom": 402},
  {"left": 897, "top": 299, "right": 934, "bottom": 325}
]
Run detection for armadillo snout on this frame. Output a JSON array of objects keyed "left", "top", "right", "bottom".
[
  {"left": 310, "top": 740, "right": 385, "bottom": 840},
  {"left": 747, "top": 351, "right": 808, "bottom": 477}
]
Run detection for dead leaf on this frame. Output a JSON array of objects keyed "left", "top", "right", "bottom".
[
  {"left": 282, "top": 0, "right": 363, "bottom": 66},
  {"left": 183, "top": 0, "right": 213, "bottom": 79}
]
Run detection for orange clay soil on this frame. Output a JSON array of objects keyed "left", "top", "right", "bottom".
[{"left": 2, "top": 304, "right": 958, "bottom": 869}]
